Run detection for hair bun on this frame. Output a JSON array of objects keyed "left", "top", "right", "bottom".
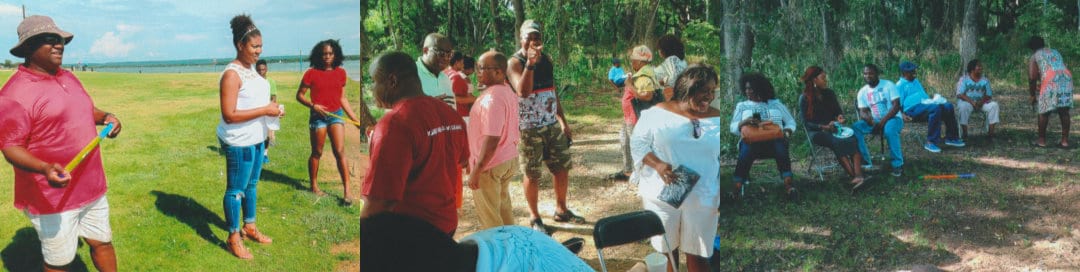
[{"left": 230, "top": 14, "right": 254, "bottom": 33}]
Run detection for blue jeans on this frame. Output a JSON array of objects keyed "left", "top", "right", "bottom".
[
  {"left": 221, "top": 140, "right": 264, "bottom": 233},
  {"left": 905, "top": 103, "right": 960, "bottom": 142},
  {"left": 733, "top": 139, "right": 793, "bottom": 184},
  {"left": 853, "top": 117, "right": 904, "bottom": 168}
]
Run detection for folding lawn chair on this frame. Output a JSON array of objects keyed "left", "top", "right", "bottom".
[
  {"left": 593, "top": 210, "right": 674, "bottom": 272},
  {"left": 798, "top": 94, "right": 841, "bottom": 181}
]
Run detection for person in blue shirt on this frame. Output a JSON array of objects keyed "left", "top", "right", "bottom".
[
  {"left": 607, "top": 58, "right": 628, "bottom": 89},
  {"left": 895, "top": 61, "right": 965, "bottom": 153}
]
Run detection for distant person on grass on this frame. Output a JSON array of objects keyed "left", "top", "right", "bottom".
[
  {"left": 295, "top": 39, "right": 362, "bottom": 204},
  {"left": 799, "top": 66, "right": 866, "bottom": 189},
  {"left": 508, "top": 19, "right": 583, "bottom": 233},
  {"left": 610, "top": 45, "right": 661, "bottom": 182},
  {"left": 216, "top": 14, "right": 278, "bottom": 259},
  {"left": 256, "top": 59, "right": 278, "bottom": 162},
  {"left": 956, "top": 59, "right": 1001, "bottom": 141},
  {"left": 1026, "top": 36, "right": 1072, "bottom": 148},
  {"left": 854, "top": 64, "right": 905, "bottom": 177},
  {"left": 467, "top": 51, "right": 520, "bottom": 229},
  {"left": 630, "top": 65, "right": 723, "bottom": 272},
  {"left": 0, "top": 15, "right": 123, "bottom": 272},
  {"left": 360, "top": 51, "right": 469, "bottom": 236},
  {"left": 895, "top": 61, "right": 965, "bottom": 153}
]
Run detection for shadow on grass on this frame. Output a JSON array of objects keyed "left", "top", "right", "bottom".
[
  {"left": 1, "top": 227, "right": 90, "bottom": 272},
  {"left": 150, "top": 190, "right": 227, "bottom": 250},
  {"left": 260, "top": 169, "right": 306, "bottom": 191},
  {"left": 206, "top": 145, "right": 224, "bottom": 156}
]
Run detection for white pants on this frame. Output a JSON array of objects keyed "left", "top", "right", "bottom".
[
  {"left": 642, "top": 196, "right": 718, "bottom": 257},
  {"left": 26, "top": 196, "right": 112, "bottom": 266},
  {"left": 956, "top": 100, "right": 1000, "bottom": 126}
]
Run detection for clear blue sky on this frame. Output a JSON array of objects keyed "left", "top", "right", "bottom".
[{"left": 0, "top": 0, "right": 359, "bottom": 64}]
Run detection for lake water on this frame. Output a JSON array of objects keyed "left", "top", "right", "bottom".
[{"left": 88, "top": 59, "right": 364, "bottom": 81}]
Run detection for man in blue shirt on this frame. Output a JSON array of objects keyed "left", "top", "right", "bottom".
[
  {"left": 607, "top": 58, "right": 627, "bottom": 90},
  {"left": 895, "top": 61, "right": 965, "bottom": 153}
]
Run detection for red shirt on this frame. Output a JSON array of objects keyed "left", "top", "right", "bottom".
[
  {"left": 362, "top": 96, "right": 469, "bottom": 234},
  {"left": 447, "top": 70, "right": 472, "bottom": 117},
  {"left": 302, "top": 67, "right": 347, "bottom": 112},
  {"left": 0, "top": 66, "right": 108, "bottom": 215}
]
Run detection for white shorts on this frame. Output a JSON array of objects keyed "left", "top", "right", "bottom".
[
  {"left": 25, "top": 196, "right": 112, "bottom": 266},
  {"left": 642, "top": 196, "right": 719, "bottom": 258}
]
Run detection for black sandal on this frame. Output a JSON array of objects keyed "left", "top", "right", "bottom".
[
  {"left": 530, "top": 218, "right": 550, "bottom": 235},
  {"left": 553, "top": 210, "right": 586, "bottom": 224}
]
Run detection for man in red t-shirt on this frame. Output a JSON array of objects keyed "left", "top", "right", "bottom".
[
  {"left": 361, "top": 51, "right": 469, "bottom": 235},
  {"left": 0, "top": 15, "right": 123, "bottom": 271}
]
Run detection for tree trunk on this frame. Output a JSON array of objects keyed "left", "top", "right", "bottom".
[
  {"left": 385, "top": 1, "right": 403, "bottom": 50},
  {"left": 820, "top": 0, "right": 841, "bottom": 71},
  {"left": 643, "top": 0, "right": 662, "bottom": 44},
  {"left": 490, "top": 0, "right": 502, "bottom": 51},
  {"left": 555, "top": 0, "right": 566, "bottom": 64},
  {"left": 721, "top": 0, "right": 753, "bottom": 98},
  {"left": 959, "top": 0, "right": 979, "bottom": 76},
  {"left": 447, "top": 0, "right": 454, "bottom": 40},
  {"left": 512, "top": 0, "right": 525, "bottom": 39}
]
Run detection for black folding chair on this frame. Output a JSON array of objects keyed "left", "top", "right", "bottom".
[
  {"left": 798, "top": 94, "right": 840, "bottom": 181},
  {"left": 593, "top": 210, "right": 673, "bottom": 272}
]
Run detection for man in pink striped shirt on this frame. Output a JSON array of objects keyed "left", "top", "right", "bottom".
[{"left": 0, "top": 15, "right": 123, "bottom": 272}]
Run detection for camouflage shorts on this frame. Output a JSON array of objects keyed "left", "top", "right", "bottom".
[{"left": 518, "top": 123, "right": 573, "bottom": 179}]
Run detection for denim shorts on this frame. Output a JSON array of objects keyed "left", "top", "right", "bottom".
[{"left": 309, "top": 108, "right": 345, "bottom": 129}]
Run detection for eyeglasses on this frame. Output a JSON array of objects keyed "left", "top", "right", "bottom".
[
  {"left": 431, "top": 47, "right": 454, "bottom": 57},
  {"left": 691, "top": 119, "right": 703, "bottom": 139},
  {"left": 477, "top": 65, "right": 501, "bottom": 71},
  {"left": 39, "top": 35, "right": 64, "bottom": 46}
]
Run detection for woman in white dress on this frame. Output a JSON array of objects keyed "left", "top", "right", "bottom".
[{"left": 631, "top": 65, "right": 723, "bottom": 272}]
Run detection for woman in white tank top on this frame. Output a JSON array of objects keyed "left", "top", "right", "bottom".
[{"left": 216, "top": 14, "right": 280, "bottom": 260}]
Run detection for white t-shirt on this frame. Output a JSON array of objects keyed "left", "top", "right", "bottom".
[
  {"left": 216, "top": 62, "right": 271, "bottom": 146},
  {"left": 630, "top": 107, "right": 724, "bottom": 208},
  {"left": 856, "top": 79, "right": 900, "bottom": 121},
  {"left": 460, "top": 226, "right": 594, "bottom": 272}
]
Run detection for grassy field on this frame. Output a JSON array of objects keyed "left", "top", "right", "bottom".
[
  {"left": 0, "top": 70, "right": 362, "bottom": 271},
  {"left": 1, "top": 64, "right": 1079, "bottom": 271}
]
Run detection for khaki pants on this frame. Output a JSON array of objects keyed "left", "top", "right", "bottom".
[{"left": 472, "top": 159, "right": 519, "bottom": 229}]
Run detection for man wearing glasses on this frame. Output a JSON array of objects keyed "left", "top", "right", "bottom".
[
  {"left": 507, "top": 19, "right": 581, "bottom": 234},
  {"left": 465, "top": 50, "right": 521, "bottom": 229},
  {"left": 0, "top": 15, "right": 123, "bottom": 272},
  {"left": 416, "top": 33, "right": 456, "bottom": 107}
]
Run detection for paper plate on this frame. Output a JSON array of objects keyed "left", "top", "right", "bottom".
[{"left": 834, "top": 126, "right": 854, "bottom": 139}]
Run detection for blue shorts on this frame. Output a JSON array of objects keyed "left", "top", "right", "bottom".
[{"left": 309, "top": 108, "right": 345, "bottom": 129}]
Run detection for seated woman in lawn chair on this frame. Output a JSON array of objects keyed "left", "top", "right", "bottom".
[
  {"left": 799, "top": 66, "right": 867, "bottom": 190},
  {"left": 730, "top": 73, "right": 799, "bottom": 200}
]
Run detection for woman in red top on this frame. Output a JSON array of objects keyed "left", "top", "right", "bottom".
[{"left": 296, "top": 39, "right": 361, "bottom": 205}]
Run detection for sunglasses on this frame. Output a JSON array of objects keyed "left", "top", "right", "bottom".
[
  {"left": 691, "top": 119, "right": 703, "bottom": 139},
  {"left": 38, "top": 35, "right": 64, "bottom": 46}
]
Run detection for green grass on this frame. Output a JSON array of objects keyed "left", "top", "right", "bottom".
[{"left": 0, "top": 70, "right": 360, "bottom": 271}]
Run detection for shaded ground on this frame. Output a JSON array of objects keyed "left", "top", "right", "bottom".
[{"left": 347, "top": 89, "right": 1080, "bottom": 271}]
